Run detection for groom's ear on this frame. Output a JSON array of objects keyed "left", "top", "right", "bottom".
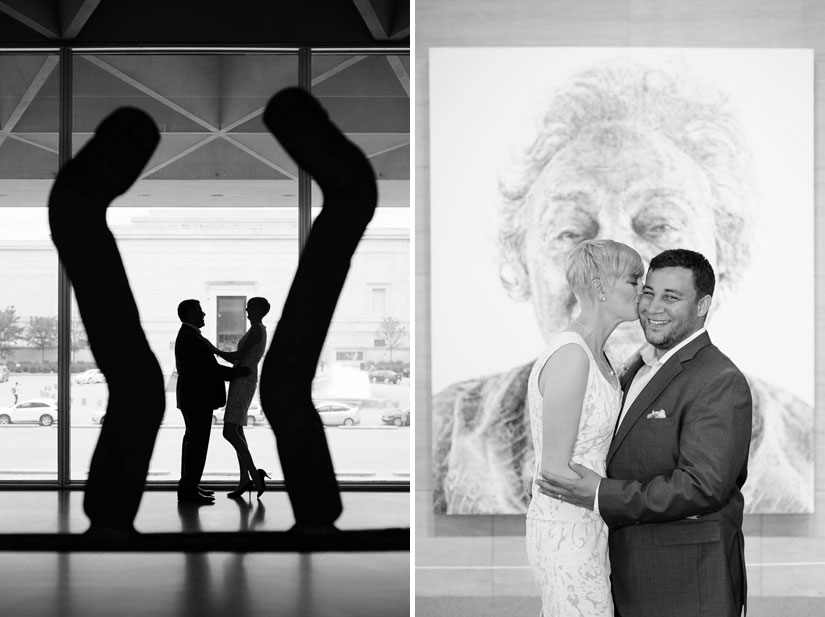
[{"left": 696, "top": 294, "right": 712, "bottom": 318}]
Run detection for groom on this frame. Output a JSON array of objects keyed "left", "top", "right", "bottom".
[
  {"left": 175, "top": 299, "right": 249, "bottom": 505},
  {"left": 537, "top": 249, "right": 752, "bottom": 617}
]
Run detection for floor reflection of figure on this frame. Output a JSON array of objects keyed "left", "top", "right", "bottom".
[
  {"left": 176, "top": 503, "right": 212, "bottom": 617},
  {"left": 217, "top": 499, "right": 264, "bottom": 617},
  {"left": 48, "top": 108, "right": 163, "bottom": 535},
  {"left": 260, "top": 88, "right": 377, "bottom": 533}
]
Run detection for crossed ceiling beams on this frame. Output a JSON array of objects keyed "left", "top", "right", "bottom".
[
  {"left": 0, "top": 53, "right": 408, "bottom": 179},
  {"left": 0, "top": 0, "right": 410, "bottom": 183},
  {"left": 0, "top": 0, "right": 101, "bottom": 39}
]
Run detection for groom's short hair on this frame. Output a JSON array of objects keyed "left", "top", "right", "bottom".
[
  {"left": 649, "top": 249, "right": 716, "bottom": 299},
  {"left": 177, "top": 299, "right": 200, "bottom": 322}
]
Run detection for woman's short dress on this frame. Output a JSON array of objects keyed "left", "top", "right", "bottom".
[{"left": 224, "top": 324, "right": 267, "bottom": 425}]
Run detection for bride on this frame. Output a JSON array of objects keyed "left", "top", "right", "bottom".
[
  {"left": 526, "top": 239, "right": 642, "bottom": 616},
  {"left": 212, "top": 296, "right": 271, "bottom": 498}
]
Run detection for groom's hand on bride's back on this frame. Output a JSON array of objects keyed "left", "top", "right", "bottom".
[{"left": 536, "top": 463, "right": 602, "bottom": 511}]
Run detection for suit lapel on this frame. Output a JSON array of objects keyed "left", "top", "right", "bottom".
[
  {"left": 607, "top": 332, "right": 711, "bottom": 466},
  {"left": 619, "top": 356, "right": 645, "bottom": 408},
  {"left": 613, "top": 356, "right": 644, "bottom": 437}
]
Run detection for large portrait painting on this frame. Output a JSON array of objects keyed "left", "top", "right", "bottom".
[{"left": 429, "top": 48, "right": 814, "bottom": 515}]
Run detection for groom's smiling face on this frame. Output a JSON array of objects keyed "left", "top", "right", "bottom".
[{"left": 639, "top": 266, "right": 709, "bottom": 353}]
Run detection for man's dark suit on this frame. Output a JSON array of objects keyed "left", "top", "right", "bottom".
[
  {"left": 175, "top": 324, "right": 234, "bottom": 494},
  {"left": 599, "top": 332, "right": 752, "bottom": 617}
]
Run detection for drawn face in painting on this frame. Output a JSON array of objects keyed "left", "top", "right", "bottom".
[{"left": 523, "top": 125, "right": 718, "bottom": 360}]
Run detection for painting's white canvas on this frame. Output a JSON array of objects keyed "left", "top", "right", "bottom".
[{"left": 430, "top": 47, "right": 814, "bottom": 515}]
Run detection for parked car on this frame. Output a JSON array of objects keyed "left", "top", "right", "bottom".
[
  {"left": 381, "top": 407, "right": 411, "bottom": 427},
  {"left": 73, "top": 368, "right": 106, "bottom": 385},
  {"left": 213, "top": 400, "right": 267, "bottom": 427},
  {"left": 0, "top": 365, "right": 9, "bottom": 382},
  {"left": 0, "top": 399, "right": 58, "bottom": 426},
  {"left": 369, "top": 369, "right": 400, "bottom": 384},
  {"left": 92, "top": 409, "right": 174, "bottom": 426},
  {"left": 316, "top": 402, "right": 361, "bottom": 426}
]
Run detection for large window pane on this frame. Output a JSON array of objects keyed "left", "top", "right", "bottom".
[
  {"left": 69, "top": 53, "right": 301, "bottom": 484},
  {"left": 0, "top": 53, "right": 60, "bottom": 481},
  {"left": 310, "top": 53, "right": 410, "bottom": 481},
  {"left": 0, "top": 49, "right": 410, "bottom": 486}
]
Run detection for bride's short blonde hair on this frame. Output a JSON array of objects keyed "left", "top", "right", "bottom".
[{"left": 565, "top": 239, "right": 644, "bottom": 302}]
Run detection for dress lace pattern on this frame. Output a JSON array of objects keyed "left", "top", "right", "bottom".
[{"left": 525, "top": 332, "right": 621, "bottom": 617}]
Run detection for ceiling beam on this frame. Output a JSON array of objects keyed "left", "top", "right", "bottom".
[
  {"left": 80, "top": 57, "right": 297, "bottom": 180},
  {"left": 214, "top": 56, "right": 368, "bottom": 135},
  {"left": 311, "top": 55, "right": 367, "bottom": 87},
  {"left": 0, "top": 56, "right": 59, "bottom": 150},
  {"left": 0, "top": 0, "right": 59, "bottom": 38},
  {"left": 83, "top": 55, "right": 218, "bottom": 132},
  {"left": 59, "top": 0, "right": 103, "bottom": 39},
  {"left": 351, "top": 0, "right": 392, "bottom": 40},
  {"left": 366, "top": 140, "right": 408, "bottom": 159},
  {"left": 385, "top": 55, "right": 408, "bottom": 97},
  {"left": 388, "top": 0, "right": 409, "bottom": 40},
  {"left": 389, "top": 23, "right": 409, "bottom": 41},
  {"left": 222, "top": 135, "right": 298, "bottom": 180},
  {"left": 7, "top": 133, "right": 59, "bottom": 154},
  {"left": 138, "top": 134, "right": 219, "bottom": 180}
]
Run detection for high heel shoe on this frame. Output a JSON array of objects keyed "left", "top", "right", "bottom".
[
  {"left": 256, "top": 469, "right": 271, "bottom": 499},
  {"left": 227, "top": 479, "right": 253, "bottom": 498}
]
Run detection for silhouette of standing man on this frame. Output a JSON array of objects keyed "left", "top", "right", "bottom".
[{"left": 175, "top": 299, "right": 248, "bottom": 505}]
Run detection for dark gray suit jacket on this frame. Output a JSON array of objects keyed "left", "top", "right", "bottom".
[
  {"left": 600, "top": 332, "right": 752, "bottom": 617},
  {"left": 174, "top": 325, "right": 234, "bottom": 412}
]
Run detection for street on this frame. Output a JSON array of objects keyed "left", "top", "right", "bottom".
[{"left": 0, "top": 373, "right": 411, "bottom": 482}]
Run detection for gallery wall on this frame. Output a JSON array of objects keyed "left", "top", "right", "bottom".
[{"left": 416, "top": 1, "right": 825, "bottom": 614}]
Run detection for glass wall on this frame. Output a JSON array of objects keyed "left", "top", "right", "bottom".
[
  {"left": 0, "top": 53, "right": 60, "bottom": 481},
  {"left": 310, "top": 53, "right": 411, "bottom": 481},
  {"left": 68, "top": 52, "right": 302, "bottom": 483},
  {"left": 0, "top": 48, "right": 409, "bottom": 486}
]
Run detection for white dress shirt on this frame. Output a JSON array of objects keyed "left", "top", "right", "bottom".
[{"left": 593, "top": 327, "right": 707, "bottom": 516}]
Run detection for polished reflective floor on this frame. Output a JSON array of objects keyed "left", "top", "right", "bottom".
[{"left": 0, "top": 490, "right": 410, "bottom": 616}]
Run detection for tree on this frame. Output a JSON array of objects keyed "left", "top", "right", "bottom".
[
  {"left": 0, "top": 306, "right": 24, "bottom": 359},
  {"left": 374, "top": 316, "right": 407, "bottom": 362},
  {"left": 71, "top": 316, "right": 89, "bottom": 362},
  {"left": 25, "top": 316, "right": 57, "bottom": 362}
]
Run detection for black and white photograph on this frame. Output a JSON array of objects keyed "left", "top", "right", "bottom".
[
  {"left": 0, "top": 2, "right": 410, "bottom": 616},
  {"left": 417, "top": 4, "right": 825, "bottom": 615}
]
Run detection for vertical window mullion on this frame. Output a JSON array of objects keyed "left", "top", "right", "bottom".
[
  {"left": 298, "top": 46, "right": 311, "bottom": 252},
  {"left": 56, "top": 47, "right": 73, "bottom": 487}
]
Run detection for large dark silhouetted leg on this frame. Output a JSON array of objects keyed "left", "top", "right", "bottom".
[
  {"left": 260, "top": 88, "right": 377, "bottom": 529},
  {"left": 49, "top": 108, "right": 163, "bottom": 534}
]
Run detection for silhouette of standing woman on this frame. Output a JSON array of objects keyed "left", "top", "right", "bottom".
[{"left": 213, "top": 297, "right": 271, "bottom": 499}]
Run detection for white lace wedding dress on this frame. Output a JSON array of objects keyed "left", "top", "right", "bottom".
[{"left": 525, "top": 332, "right": 621, "bottom": 617}]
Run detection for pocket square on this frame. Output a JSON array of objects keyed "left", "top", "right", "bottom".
[{"left": 646, "top": 409, "right": 667, "bottom": 419}]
